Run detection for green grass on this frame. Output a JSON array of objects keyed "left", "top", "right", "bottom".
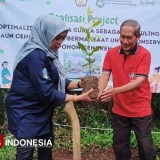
[
  {"left": 1, "top": 98, "right": 160, "bottom": 159},
  {"left": 1, "top": 127, "right": 160, "bottom": 159},
  {"left": 0, "top": 145, "right": 16, "bottom": 160}
]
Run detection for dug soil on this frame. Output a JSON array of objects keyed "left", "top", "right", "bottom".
[{"left": 53, "top": 147, "right": 139, "bottom": 160}]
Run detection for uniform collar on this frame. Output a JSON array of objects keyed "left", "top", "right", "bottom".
[{"left": 120, "top": 43, "right": 138, "bottom": 55}]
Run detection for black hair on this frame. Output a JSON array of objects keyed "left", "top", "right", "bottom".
[{"left": 120, "top": 19, "right": 141, "bottom": 36}]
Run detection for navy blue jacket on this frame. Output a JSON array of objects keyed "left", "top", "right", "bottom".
[{"left": 6, "top": 49, "right": 70, "bottom": 138}]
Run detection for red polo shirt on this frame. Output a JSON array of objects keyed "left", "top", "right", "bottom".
[{"left": 102, "top": 44, "right": 152, "bottom": 117}]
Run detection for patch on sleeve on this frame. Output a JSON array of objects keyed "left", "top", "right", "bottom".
[
  {"left": 129, "top": 72, "right": 136, "bottom": 81},
  {"left": 42, "top": 68, "right": 50, "bottom": 80}
]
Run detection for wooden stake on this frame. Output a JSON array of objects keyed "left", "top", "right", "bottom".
[{"left": 64, "top": 101, "right": 81, "bottom": 160}]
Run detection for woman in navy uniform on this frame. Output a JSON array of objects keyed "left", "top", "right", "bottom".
[{"left": 6, "top": 15, "right": 93, "bottom": 160}]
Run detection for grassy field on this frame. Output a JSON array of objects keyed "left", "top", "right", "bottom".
[
  {"left": 1, "top": 95, "right": 160, "bottom": 159},
  {"left": 1, "top": 102, "right": 160, "bottom": 160},
  {"left": 1, "top": 127, "right": 160, "bottom": 160}
]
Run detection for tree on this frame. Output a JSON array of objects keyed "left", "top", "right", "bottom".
[{"left": 77, "top": 7, "right": 102, "bottom": 76}]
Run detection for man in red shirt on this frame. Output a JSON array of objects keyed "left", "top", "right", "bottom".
[{"left": 98, "top": 19, "right": 156, "bottom": 159}]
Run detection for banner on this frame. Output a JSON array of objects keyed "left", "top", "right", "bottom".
[{"left": 0, "top": 0, "right": 160, "bottom": 92}]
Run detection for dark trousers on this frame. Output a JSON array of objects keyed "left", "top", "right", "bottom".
[
  {"left": 112, "top": 113, "right": 156, "bottom": 160},
  {"left": 16, "top": 133, "right": 54, "bottom": 160}
]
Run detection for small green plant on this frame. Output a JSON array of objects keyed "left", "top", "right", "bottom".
[{"left": 77, "top": 7, "right": 102, "bottom": 76}]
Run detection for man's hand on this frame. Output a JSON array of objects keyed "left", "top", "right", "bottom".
[{"left": 100, "top": 87, "right": 117, "bottom": 102}]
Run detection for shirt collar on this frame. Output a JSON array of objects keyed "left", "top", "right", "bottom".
[{"left": 120, "top": 43, "right": 138, "bottom": 55}]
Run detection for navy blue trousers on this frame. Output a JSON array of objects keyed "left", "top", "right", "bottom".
[{"left": 16, "top": 132, "right": 54, "bottom": 160}]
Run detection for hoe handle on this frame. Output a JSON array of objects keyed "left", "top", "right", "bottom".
[{"left": 64, "top": 101, "right": 81, "bottom": 160}]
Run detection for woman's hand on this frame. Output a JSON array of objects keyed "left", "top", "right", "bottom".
[
  {"left": 65, "top": 88, "right": 94, "bottom": 103},
  {"left": 77, "top": 88, "right": 94, "bottom": 102}
]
